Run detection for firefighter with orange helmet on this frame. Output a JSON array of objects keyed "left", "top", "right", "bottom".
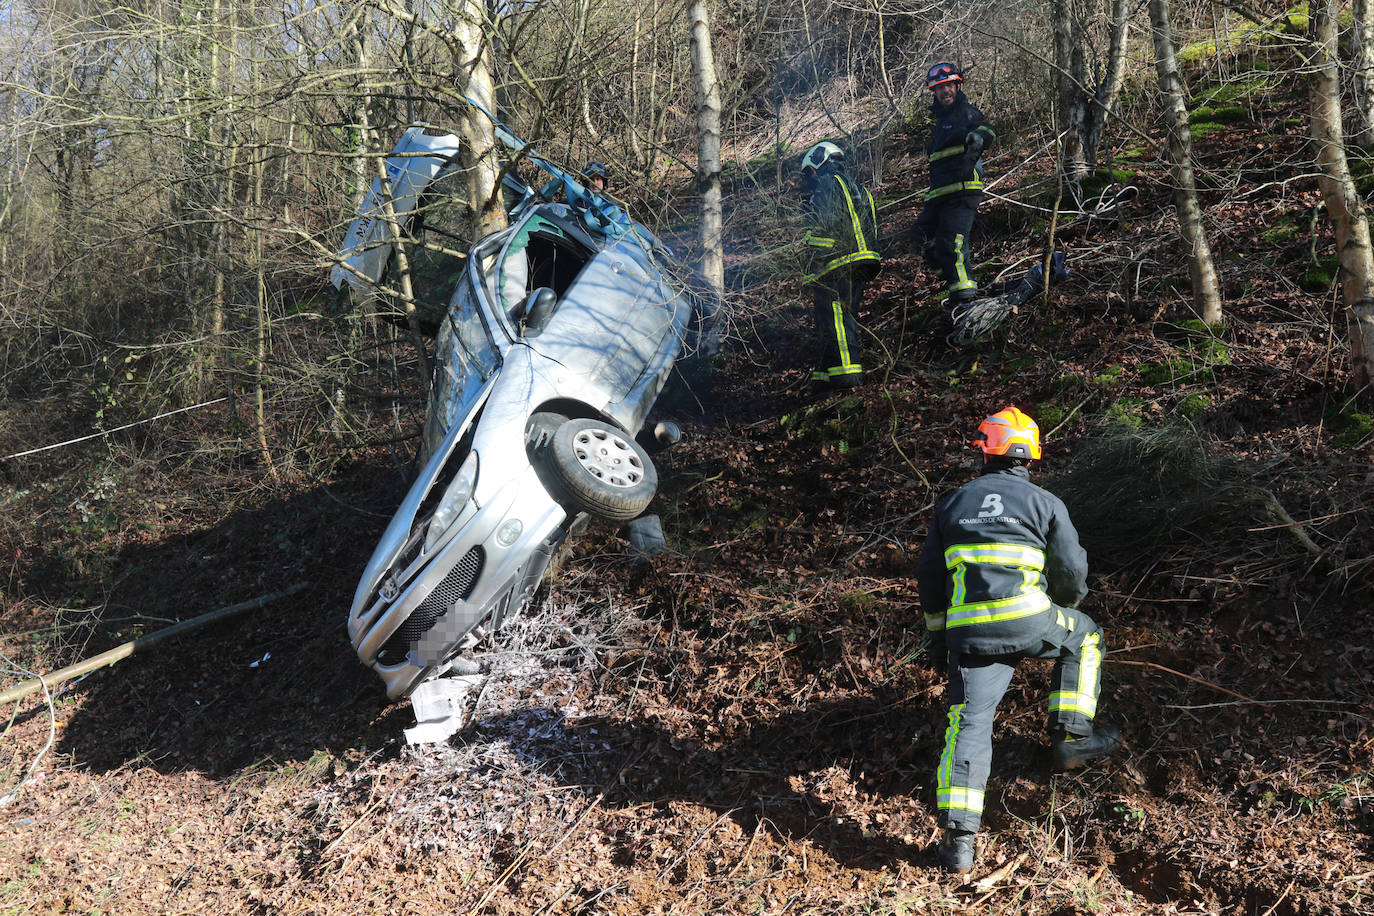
[
  {"left": 910, "top": 62, "right": 996, "bottom": 304},
  {"left": 916, "top": 407, "right": 1119, "bottom": 874}
]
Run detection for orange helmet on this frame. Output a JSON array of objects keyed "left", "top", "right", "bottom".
[
  {"left": 974, "top": 407, "right": 1042, "bottom": 460},
  {"left": 926, "top": 61, "right": 963, "bottom": 90}
]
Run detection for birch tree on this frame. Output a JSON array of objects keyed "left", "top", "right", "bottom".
[
  {"left": 1147, "top": 0, "right": 1222, "bottom": 324},
  {"left": 1352, "top": 0, "right": 1374, "bottom": 148},
  {"left": 1051, "top": 0, "right": 1132, "bottom": 179},
  {"left": 689, "top": 0, "right": 724, "bottom": 299},
  {"left": 1311, "top": 0, "right": 1374, "bottom": 389}
]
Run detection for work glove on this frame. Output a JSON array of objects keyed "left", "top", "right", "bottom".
[
  {"left": 907, "top": 221, "right": 927, "bottom": 251},
  {"left": 962, "top": 131, "right": 985, "bottom": 180},
  {"left": 923, "top": 632, "right": 948, "bottom": 673}
]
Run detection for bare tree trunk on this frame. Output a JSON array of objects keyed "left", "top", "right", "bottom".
[
  {"left": 689, "top": 0, "right": 724, "bottom": 299},
  {"left": 1053, "top": 0, "right": 1132, "bottom": 179},
  {"left": 1084, "top": 0, "right": 1132, "bottom": 169},
  {"left": 1312, "top": 0, "right": 1374, "bottom": 389},
  {"left": 1353, "top": 0, "right": 1374, "bottom": 148},
  {"left": 1051, "top": 0, "right": 1087, "bottom": 179},
  {"left": 1147, "top": 0, "right": 1223, "bottom": 324},
  {"left": 454, "top": 0, "right": 506, "bottom": 239}
]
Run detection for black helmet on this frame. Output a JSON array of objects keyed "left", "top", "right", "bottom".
[
  {"left": 583, "top": 161, "right": 607, "bottom": 181},
  {"left": 926, "top": 61, "right": 963, "bottom": 90}
]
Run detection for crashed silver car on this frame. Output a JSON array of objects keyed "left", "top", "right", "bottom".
[{"left": 334, "top": 125, "right": 695, "bottom": 708}]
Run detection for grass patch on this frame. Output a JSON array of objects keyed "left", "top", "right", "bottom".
[{"left": 1046, "top": 418, "right": 1267, "bottom": 560}]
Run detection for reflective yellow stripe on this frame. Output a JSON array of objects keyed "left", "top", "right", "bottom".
[
  {"left": 944, "top": 543, "right": 1046, "bottom": 570},
  {"left": 946, "top": 590, "right": 1052, "bottom": 628},
  {"left": 830, "top": 299, "right": 857, "bottom": 373},
  {"left": 801, "top": 250, "right": 881, "bottom": 284},
  {"left": 930, "top": 146, "right": 965, "bottom": 162},
  {"left": 833, "top": 175, "right": 868, "bottom": 253},
  {"left": 938, "top": 786, "right": 985, "bottom": 813},
  {"left": 804, "top": 233, "right": 835, "bottom": 248},
  {"left": 1050, "top": 631, "right": 1102, "bottom": 718},
  {"left": 926, "top": 179, "right": 984, "bottom": 201},
  {"left": 924, "top": 612, "right": 946, "bottom": 632},
  {"left": 938, "top": 702, "right": 984, "bottom": 814},
  {"left": 950, "top": 562, "right": 967, "bottom": 606},
  {"left": 953, "top": 233, "right": 972, "bottom": 288}
]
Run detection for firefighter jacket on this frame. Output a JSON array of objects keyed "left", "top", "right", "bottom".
[
  {"left": 916, "top": 464, "right": 1088, "bottom": 656},
  {"left": 802, "top": 164, "right": 881, "bottom": 284},
  {"left": 926, "top": 91, "right": 996, "bottom": 202}
]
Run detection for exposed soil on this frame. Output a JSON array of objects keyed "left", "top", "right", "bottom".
[{"left": 2, "top": 59, "right": 1372, "bottom": 916}]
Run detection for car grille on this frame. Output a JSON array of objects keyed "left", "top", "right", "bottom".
[{"left": 377, "top": 546, "right": 485, "bottom": 665}]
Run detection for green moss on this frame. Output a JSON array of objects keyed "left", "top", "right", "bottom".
[
  {"left": 1159, "top": 275, "right": 1193, "bottom": 293},
  {"left": 1050, "top": 373, "right": 1083, "bottom": 396},
  {"left": 1104, "top": 398, "right": 1145, "bottom": 428},
  {"left": 1189, "top": 105, "right": 1248, "bottom": 124},
  {"left": 1178, "top": 393, "right": 1212, "bottom": 420},
  {"left": 1263, "top": 220, "right": 1301, "bottom": 245},
  {"left": 1326, "top": 404, "right": 1374, "bottom": 448},
  {"left": 1301, "top": 255, "right": 1339, "bottom": 293},
  {"left": 1093, "top": 364, "right": 1125, "bottom": 388},
  {"left": 1200, "top": 77, "right": 1273, "bottom": 105},
  {"left": 1036, "top": 403, "right": 1066, "bottom": 430},
  {"left": 1178, "top": 7, "right": 1308, "bottom": 62},
  {"left": 1189, "top": 121, "right": 1227, "bottom": 140},
  {"left": 840, "top": 590, "right": 877, "bottom": 613}
]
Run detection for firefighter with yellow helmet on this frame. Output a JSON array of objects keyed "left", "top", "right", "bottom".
[
  {"left": 916, "top": 407, "right": 1119, "bottom": 874},
  {"left": 798, "top": 140, "right": 881, "bottom": 391}
]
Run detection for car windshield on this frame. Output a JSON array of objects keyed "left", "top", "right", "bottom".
[{"left": 423, "top": 273, "right": 500, "bottom": 461}]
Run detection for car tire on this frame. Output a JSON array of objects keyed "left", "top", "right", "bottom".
[{"left": 546, "top": 418, "right": 657, "bottom": 521}]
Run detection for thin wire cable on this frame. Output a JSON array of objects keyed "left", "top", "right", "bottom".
[{"left": 2, "top": 398, "right": 229, "bottom": 462}]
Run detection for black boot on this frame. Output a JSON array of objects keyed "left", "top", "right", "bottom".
[
  {"left": 936, "top": 828, "right": 976, "bottom": 874},
  {"left": 1052, "top": 724, "right": 1121, "bottom": 771}
]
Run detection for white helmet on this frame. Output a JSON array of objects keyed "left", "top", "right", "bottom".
[{"left": 801, "top": 141, "right": 844, "bottom": 174}]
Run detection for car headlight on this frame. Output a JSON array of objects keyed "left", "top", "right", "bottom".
[{"left": 424, "top": 451, "right": 478, "bottom": 552}]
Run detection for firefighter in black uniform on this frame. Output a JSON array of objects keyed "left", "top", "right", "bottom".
[
  {"left": 799, "top": 141, "right": 881, "bottom": 391},
  {"left": 910, "top": 62, "right": 996, "bottom": 304},
  {"left": 916, "top": 407, "right": 1120, "bottom": 874}
]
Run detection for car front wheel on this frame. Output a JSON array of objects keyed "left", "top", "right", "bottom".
[{"left": 547, "top": 418, "right": 657, "bottom": 521}]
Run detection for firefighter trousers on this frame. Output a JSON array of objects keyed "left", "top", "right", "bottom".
[
  {"left": 936, "top": 605, "right": 1105, "bottom": 832},
  {"left": 809, "top": 271, "right": 865, "bottom": 386},
  {"left": 914, "top": 191, "right": 981, "bottom": 301}
]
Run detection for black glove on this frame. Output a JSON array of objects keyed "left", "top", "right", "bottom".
[
  {"left": 964, "top": 131, "right": 985, "bottom": 155},
  {"left": 908, "top": 222, "right": 927, "bottom": 250},
  {"left": 924, "top": 632, "right": 948, "bottom": 672}
]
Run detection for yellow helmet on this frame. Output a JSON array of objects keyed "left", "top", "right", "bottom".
[{"left": 974, "top": 406, "right": 1042, "bottom": 460}]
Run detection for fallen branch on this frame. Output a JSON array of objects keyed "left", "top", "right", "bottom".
[
  {"left": 1110, "top": 658, "right": 1257, "bottom": 703},
  {"left": 0, "top": 583, "right": 310, "bottom": 706}
]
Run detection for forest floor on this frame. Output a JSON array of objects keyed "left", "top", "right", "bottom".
[{"left": 1, "top": 47, "right": 1372, "bottom": 916}]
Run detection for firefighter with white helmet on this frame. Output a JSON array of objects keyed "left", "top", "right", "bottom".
[
  {"left": 916, "top": 406, "right": 1120, "bottom": 874},
  {"left": 798, "top": 141, "right": 881, "bottom": 391}
]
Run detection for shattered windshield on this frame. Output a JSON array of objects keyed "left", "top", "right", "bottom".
[{"left": 422, "top": 274, "right": 500, "bottom": 462}]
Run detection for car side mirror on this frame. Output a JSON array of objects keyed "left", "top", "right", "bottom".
[{"left": 520, "top": 287, "right": 559, "bottom": 337}]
